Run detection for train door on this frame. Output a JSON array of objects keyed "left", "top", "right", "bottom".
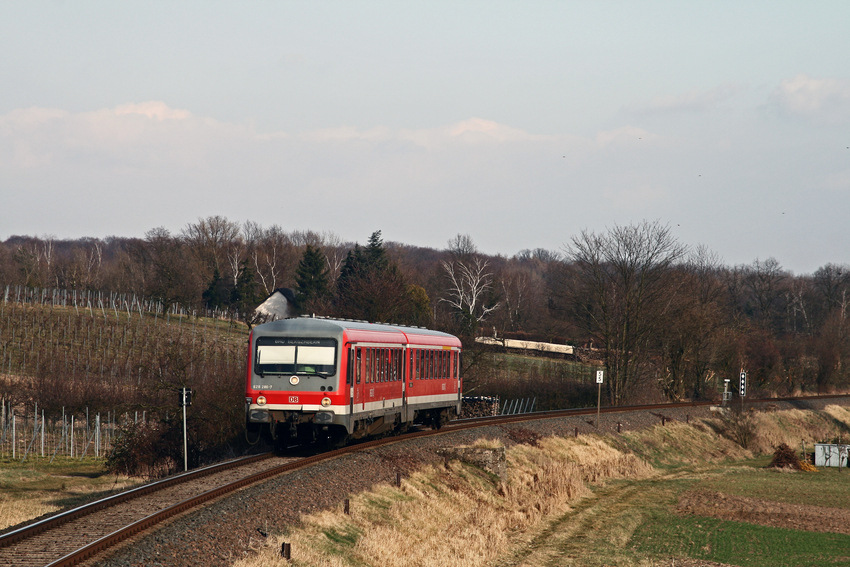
[
  {"left": 352, "top": 346, "right": 364, "bottom": 411},
  {"left": 401, "top": 346, "right": 408, "bottom": 421}
]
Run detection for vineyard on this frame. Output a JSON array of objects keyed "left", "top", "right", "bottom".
[{"left": 0, "top": 285, "right": 249, "bottom": 471}]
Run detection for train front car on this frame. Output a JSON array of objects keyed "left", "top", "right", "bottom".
[{"left": 246, "top": 318, "right": 350, "bottom": 449}]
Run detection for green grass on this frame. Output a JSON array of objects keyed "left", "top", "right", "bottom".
[
  {"left": 696, "top": 460, "right": 850, "bottom": 509},
  {"left": 618, "top": 459, "right": 850, "bottom": 567},
  {"left": 632, "top": 511, "right": 850, "bottom": 566},
  {"left": 322, "top": 524, "right": 362, "bottom": 548}
]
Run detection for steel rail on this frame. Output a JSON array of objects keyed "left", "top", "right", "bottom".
[
  {"left": 0, "top": 452, "right": 273, "bottom": 549},
  {"left": 17, "top": 392, "right": 850, "bottom": 567}
]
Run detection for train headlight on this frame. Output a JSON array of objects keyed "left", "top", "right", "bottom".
[
  {"left": 321, "top": 397, "right": 332, "bottom": 408},
  {"left": 289, "top": 375, "right": 300, "bottom": 386},
  {"left": 257, "top": 396, "right": 267, "bottom": 406}
]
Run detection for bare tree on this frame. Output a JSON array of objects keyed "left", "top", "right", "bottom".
[
  {"left": 243, "top": 222, "right": 299, "bottom": 296},
  {"left": 447, "top": 233, "right": 478, "bottom": 259},
  {"left": 441, "top": 235, "right": 500, "bottom": 333},
  {"left": 658, "top": 245, "right": 727, "bottom": 400},
  {"left": 182, "top": 216, "right": 241, "bottom": 276},
  {"left": 561, "top": 221, "right": 687, "bottom": 405},
  {"left": 320, "top": 231, "right": 346, "bottom": 287},
  {"left": 742, "top": 257, "right": 787, "bottom": 330}
]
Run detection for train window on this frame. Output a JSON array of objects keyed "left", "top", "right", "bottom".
[
  {"left": 356, "top": 347, "right": 362, "bottom": 384},
  {"left": 420, "top": 350, "right": 426, "bottom": 379},
  {"left": 381, "top": 349, "right": 387, "bottom": 382},
  {"left": 297, "top": 346, "right": 335, "bottom": 375},
  {"left": 255, "top": 337, "right": 336, "bottom": 376},
  {"left": 256, "top": 344, "right": 295, "bottom": 374},
  {"left": 452, "top": 351, "right": 457, "bottom": 380},
  {"left": 365, "top": 349, "right": 372, "bottom": 384},
  {"left": 440, "top": 350, "right": 445, "bottom": 379}
]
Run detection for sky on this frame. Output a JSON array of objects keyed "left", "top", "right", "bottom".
[{"left": 1, "top": 1, "right": 849, "bottom": 275}]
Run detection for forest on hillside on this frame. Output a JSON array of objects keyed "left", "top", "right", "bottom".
[{"left": 2, "top": 216, "right": 849, "bottom": 406}]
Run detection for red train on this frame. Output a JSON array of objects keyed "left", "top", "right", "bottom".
[{"left": 245, "top": 316, "right": 462, "bottom": 448}]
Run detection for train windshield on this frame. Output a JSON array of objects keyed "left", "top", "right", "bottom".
[{"left": 255, "top": 337, "right": 337, "bottom": 377}]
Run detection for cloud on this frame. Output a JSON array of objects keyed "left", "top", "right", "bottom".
[
  {"left": 114, "top": 101, "right": 193, "bottom": 121},
  {"left": 0, "top": 102, "right": 253, "bottom": 171},
  {"left": 628, "top": 84, "right": 740, "bottom": 115},
  {"left": 773, "top": 74, "right": 850, "bottom": 122}
]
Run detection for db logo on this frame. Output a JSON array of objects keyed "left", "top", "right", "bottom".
[{"left": 288, "top": 396, "right": 299, "bottom": 403}]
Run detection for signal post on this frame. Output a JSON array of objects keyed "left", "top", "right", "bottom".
[
  {"left": 596, "top": 369, "right": 604, "bottom": 427},
  {"left": 179, "top": 387, "right": 193, "bottom": 471}
]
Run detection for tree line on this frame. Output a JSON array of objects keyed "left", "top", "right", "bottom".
[{"left": 2, "top": 217, "right": 848, "bottom": 405}]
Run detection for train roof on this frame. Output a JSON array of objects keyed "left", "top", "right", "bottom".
[{"left": 252, "top": 316, "right": 461, "bottom": 347}]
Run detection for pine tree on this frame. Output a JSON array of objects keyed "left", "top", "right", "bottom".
[
  {"left": 202, "top": 268, "right": 230, "bottom": 309},
  {"left": 295, "top": 244, "right": 330, "bottom": 308},
  {"left": 232, "top": 260, "right": 262, "bottom": 314},
  {"left": 335, "top": 230, "right": 418, "bottom": 324}
]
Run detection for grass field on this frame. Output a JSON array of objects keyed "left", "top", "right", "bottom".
[{"left": 0, "top": 457, "right": 141, "bottom": 531}]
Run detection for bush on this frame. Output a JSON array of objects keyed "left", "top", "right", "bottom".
[
  {"left": 104, "top": 420, "right": 181, "bottom": 478},
  {"left": 722, "top": 408, "right": 757, "bottom": 449}
]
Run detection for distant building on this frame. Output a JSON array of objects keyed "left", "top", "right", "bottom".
[{"left": 253, "top": 288, "right": 297, "bottom": 322}]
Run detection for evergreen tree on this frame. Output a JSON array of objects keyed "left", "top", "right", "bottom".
[
  {"left": 232, "top": 260, "right": 262, "bottom": 314},
  {"left": 295, "top": 244, "right": 331, "bottom": 308},
  {"left": 202, "top": 268, "right": 230, "bottom": 310},
  {"left": 336, "top": 230, "right": 418, "bottom": 324}
]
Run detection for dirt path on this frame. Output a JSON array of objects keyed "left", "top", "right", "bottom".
[
  {"left": 677, "top": 489, "right": 850, "bottom": 536},
  {"left": 494, "top": 470, "right": 736, "bottom": 567}
]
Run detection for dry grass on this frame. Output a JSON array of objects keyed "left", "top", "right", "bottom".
[
  {"left": 470, "top": 437, "right": 505, "bottom": 449},
  {"left": 619, "top": 421, "right": 752, "bottom": 466},
  {"left": 234, "top": 435, "right": 654, "bottom": 567},
  {"left": 0, "top": 462, "right": 140, "bottom": 531},
  {"left": 0, "top": 493, "right": 61, "bottom": 531},
  {"left": 747, "top": 408, "right": 838, "bottom": 453}
]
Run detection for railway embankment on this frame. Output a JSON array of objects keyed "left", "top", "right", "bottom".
[{"left": 86, "top": 396, "right": 850, "bottom": 567}]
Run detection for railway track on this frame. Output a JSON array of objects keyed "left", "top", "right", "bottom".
[
  {"left": 0, "top": 453, "right": 285, "bottom": 567},
  {"left": 1, "top": 394, "right": 846, "bottom": 567}
]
